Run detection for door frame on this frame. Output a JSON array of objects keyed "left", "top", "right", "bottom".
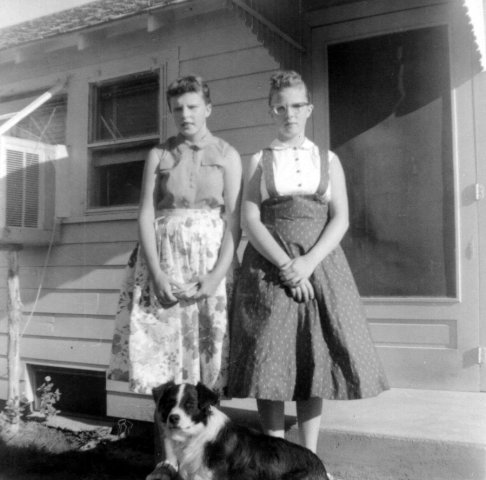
[
  {"left": 474, "top": 70, "right": 486, "bottom": 391},
  {"left": 309, "top": 1, "right": 481, "bottom": 391}
]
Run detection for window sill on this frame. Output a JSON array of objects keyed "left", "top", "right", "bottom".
[
  {"left": 62, "top": 207, "right": 138, "bottom": 224},
  {"left": 88, "top": 135, "right": 159, "bottom": 151}
]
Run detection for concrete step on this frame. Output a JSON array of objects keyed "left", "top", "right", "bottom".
[{"left": 220, "top": 389, "right": 486, "bottom": 480}]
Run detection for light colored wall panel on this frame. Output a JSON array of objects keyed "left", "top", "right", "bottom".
[
  {"left": 179, "top": 16, "right": 261, "bottom": 61},
  {"left": 0, "top": 357, "right": 6, "bottom": 378},
  {"left": 369, "top": 319, "right": 456, "bottom": 348},
  {"left": 0, "top": 315, "right": 115, "bottom": 341},
  {"left": 18, "top": 336, "right": 111, "bottom": 366},
  {"left": 215, "top": 125, "right": 276, "bottom": 156},
  {"left": 5, "top": 266, "right": 126, "bottom": 291},
  {"left": 61, "top": 221, "right": 138, "bottom": 244},
  {"left": 0, "top": 335, "right": 7, "bottom": 355},
  {"left": 209, "top": 71, "right": 277, "bottom": 105},
  {"left": 180, "top": 46, "right": 279, "bottom": 81},
  {"left": 15, "top": 243, "right": 134, "bottom": 268},
  {"left": 21, "top": 290, "right": 119, "bottom": 316},
  {"left": 211, "top": 99, "right": 271, "bottom": 132}
]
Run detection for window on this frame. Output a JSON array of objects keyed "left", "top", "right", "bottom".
[
  {"left": 30, "top": 365, "right": 106, "bottom": 418},
  {"left": 89, "top": 71, "right": 160, "bottom": 208}
]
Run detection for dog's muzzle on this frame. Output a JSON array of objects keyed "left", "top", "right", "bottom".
[{"left": 168, "top": 413, "right": 180, "bottom": 427}]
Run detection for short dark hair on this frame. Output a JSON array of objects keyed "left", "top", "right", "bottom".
[
  {"left": 166, "top": 75, "right": 211, "bottom": 108},
  {"left": 268, "top": 70, "right": 311, "bottom": 105}
]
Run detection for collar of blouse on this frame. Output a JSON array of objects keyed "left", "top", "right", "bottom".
[
  {"left": 175, "top": 131, "right": 218, "bottom": 151},
  {"left": 270, "top": 137, "right": 315, "bottom": 151}
]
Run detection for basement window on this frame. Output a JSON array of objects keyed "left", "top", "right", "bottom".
[
  {"left": 88, "top": 71, "right": 160, "bottom": 208},
  {"left": 30, "top": 365, "right": 106, "bottom": 418}
]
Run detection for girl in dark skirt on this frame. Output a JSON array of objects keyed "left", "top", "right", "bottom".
[{"left": 228, "top": 71, "right": 388, "bottom": 454}]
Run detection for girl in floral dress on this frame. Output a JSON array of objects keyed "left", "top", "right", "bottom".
[
  {"left": 108, "top": 75, "right": 241, "bottom": 477},
  {"left": 228, "top": 71, "right": 388, "bottom": 456}
]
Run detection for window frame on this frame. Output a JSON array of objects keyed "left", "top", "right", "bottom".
[{"left": 86, "top": 67, "right": 167, "bottom": 211}]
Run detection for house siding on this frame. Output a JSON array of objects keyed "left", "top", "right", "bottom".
[{"left": 0, "top": 8, "right": 279, "bottom": 416}]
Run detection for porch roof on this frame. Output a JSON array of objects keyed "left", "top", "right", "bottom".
[
  {"left": 0, "top": 0, "right": 190, "bottom": 51},
  {"left": 0, "top": 0, "right": 484, "bottom": 72}
]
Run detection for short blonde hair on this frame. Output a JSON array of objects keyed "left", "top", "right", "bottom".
[{"left": 268, "top": 70, "right": 311, "bottom": 105}]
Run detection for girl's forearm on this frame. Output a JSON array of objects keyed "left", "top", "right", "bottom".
[
  {"left": 209, "top": 148, "right": 243, "bottom": 284},
  {"left": 305, "top": 215, "right": 349, "bottom": 267},
  {"left": 208, "top": 215, "right": 241, "bottom": 283},
  {"left": 305, "top": 155, "right": 350, "bottom": 268},
  {"left": 244, "top": 218, "right": 291, "bottom": 268},
  {"left": 138, "top": 212, "right": 162, "bottom": 281}
]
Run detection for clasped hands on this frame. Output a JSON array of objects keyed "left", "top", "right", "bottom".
[
  {"left": 279, "top": 255, "right": 316, "bottom": 303},
  {"left": 152, "top": 270, "right": 220, "bottom": 307}
]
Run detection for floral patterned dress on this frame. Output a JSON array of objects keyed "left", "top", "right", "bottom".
[{"left": 108, "top": 133, "right": 239, "bottom": 395}]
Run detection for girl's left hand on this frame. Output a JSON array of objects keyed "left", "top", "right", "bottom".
[
  {"left": 289, "top": 278, "right": 315, "bottom": 303},
  {"left": 193, "top": 273, "right": 221, "bottom": 300},
  {"left": 280, "top": 255, "right": 316, "bottom": 286}
]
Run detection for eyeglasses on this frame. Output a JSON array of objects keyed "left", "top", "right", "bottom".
[{"left": 270, "top": 103, "right": 310, "bottom": 116}]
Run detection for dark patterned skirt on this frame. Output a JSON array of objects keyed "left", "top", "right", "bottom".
[{"left": 228, "top": 195, "right": 389, "bottom": 401}]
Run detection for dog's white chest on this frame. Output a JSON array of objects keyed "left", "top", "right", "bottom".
[
  {"left": 174, "top": 408, "right": 228, "bottom": 480},
  {"left": 179, "top": 464, "right": 213, "bottom": 480}
]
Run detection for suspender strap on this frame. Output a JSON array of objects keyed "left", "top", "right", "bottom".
[{"left": 260, "top": 148, "right": 279, "bottom": 197}]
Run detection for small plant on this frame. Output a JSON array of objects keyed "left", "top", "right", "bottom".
[{"left": 37, "top": 376, "right": 61, "bottom": 419}]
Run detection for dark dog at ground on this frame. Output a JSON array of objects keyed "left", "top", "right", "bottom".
[{"left": 146, "top": 381, "right": 329, "bottom": 480}]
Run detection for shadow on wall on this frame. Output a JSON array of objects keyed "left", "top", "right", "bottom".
[{"left": 0, "top": 134, "right": 132, "bottom": 319}]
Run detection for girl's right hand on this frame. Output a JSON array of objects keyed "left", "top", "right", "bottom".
[
  {"left": 151, "top": 271, "right": 179, "bottom": 307},
  {"left": 280, "top": 256, "right": 317, "bottom": 287}
]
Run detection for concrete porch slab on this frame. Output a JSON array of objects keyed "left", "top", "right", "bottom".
[{"left": 220, "top": 388, "right": 486, "bottom": 480}]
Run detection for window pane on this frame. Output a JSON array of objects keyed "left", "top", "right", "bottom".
[
  {"left": 328, "top": 26, "right": 455, "bottom": 297},
  {"left": 94, "top": 73, "right": 158, "bottom": 141},
  {"left": 91, "top": 144, "right": 155, "bottom": 207}
]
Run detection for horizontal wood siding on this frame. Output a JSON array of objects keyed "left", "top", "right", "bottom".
[
  {"left": 0, "top": 8, "right": 280, "bottom": 419},
  {"left": 0, "top": 238, "right": 127, "bottom": 403}
]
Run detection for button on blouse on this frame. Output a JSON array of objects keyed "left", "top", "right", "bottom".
[{"left": 258, "top": 138, "right": 335, "bottom": 200}]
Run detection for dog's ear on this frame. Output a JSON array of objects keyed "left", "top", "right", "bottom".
[
  {"left": 196, "top": 382, "right": 219, "bottom": 409},
  {"left": 152, "top": 380, "right": 175, "bottom": 405}
]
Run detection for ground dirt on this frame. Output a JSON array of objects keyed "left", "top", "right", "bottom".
[
  {"left": 0, "top": 414, "right": 369, "bottom": 480},
  {"left": 0, "top": 414, "right": 155, "bottom": 480}
]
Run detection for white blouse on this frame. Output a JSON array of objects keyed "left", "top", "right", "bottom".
[{"left": 256, "top": 138, "right": 335, "bottom": 201}]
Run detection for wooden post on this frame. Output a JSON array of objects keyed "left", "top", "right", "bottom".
[{"left": 7, "top": 247, "right": 22, "bottom": 432}]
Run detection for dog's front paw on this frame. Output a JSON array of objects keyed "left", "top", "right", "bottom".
[{"left": 146, "top": 461, "right": 178, "bottom": 480}]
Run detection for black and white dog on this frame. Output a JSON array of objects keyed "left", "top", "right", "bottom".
[{"left": 147, "top": 381, "right": 329, "bottom": 480}]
